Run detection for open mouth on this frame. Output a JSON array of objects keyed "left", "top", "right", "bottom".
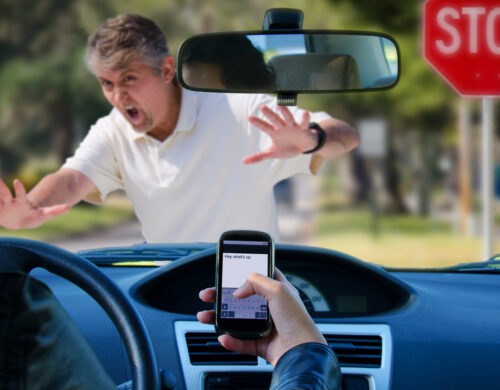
[{"left": 126, "top": 107, "right": 140, "bottom": 120}]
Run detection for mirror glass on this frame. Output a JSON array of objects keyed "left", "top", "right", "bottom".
[{"left": 177, "top": 31, "right": 399, "bottom": 93}]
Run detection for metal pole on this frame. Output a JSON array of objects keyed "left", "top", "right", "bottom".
[
  {"left": 481, "top": 97, "right": 494, "bottom": 259},
  {"left": 458, "top": 98, "right": 472, "bottom": 235}
]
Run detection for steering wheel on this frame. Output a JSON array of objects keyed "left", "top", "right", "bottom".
[{"left": 0, "top": 237, "right": 160, "bottom": 390}]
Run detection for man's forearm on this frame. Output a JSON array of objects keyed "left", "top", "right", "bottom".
[
  {"left": 317, "top": 117, "right": 360, "bottom": 160},
  {"left": 28, "top": 168, "right": 94, "bottom": 207}
]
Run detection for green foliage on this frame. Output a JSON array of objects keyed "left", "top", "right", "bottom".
[
  {"left": 14, "top": 159, "right": 59, "bottom": 191},
  {"left": 0, "top": 0, "right": 74, "bottom": 65},
  {"left": 0, "top": 0, "right": 111, "bottom": 177},
  {"left": 328, "top": 0, "right": 420, "bottom": 32}
]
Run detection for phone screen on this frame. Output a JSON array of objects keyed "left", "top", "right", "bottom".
[{"left": 216, "top": 230, "right": 274, "bottom": 338}]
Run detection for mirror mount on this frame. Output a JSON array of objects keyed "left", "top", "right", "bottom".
[
  {"left": 262, "top": 8, "right": 303, "bottom": 31},
  {"left": 262, "top": 9, "right": 304, "bottom": 106}
]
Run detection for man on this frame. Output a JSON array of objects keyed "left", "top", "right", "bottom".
[{"left": 0, "top": 14, "right": 359, "bottom": 243}]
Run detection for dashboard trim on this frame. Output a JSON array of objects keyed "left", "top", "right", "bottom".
[{"left": 175, "top": 321, "right": 392, "bottom": 389}]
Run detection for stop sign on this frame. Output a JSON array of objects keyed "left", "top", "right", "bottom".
[{"left": 423, "top": 0, "right": 500, "bottom": 96}]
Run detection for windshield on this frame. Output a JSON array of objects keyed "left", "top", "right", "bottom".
[{"left": 0, "top": 0, "right": 498, "bottom": 270}]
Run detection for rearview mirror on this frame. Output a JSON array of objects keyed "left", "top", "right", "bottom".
[{"left": 177, "top": 31, "right": 400, "bottom": 95}]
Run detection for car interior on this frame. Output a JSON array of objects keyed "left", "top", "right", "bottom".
[
  {"left": 267, "top": 53, "right": 361, "bottom": 90},
  {"left": 1, "top": 7, "right": 498, "bottom": 390},
  {"left": 5, "top": 238, "right": 499, "bottom": 389}
]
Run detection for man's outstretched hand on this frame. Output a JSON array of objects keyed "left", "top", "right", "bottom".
[
  {"left": 0, "top": 178, "right": 69, "bottom": 230},
  {"left": 243, "top": 105, "right": 318, "bottom": 164}
]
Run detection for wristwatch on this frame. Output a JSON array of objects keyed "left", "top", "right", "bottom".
[{"left": 303, "top": 122, "right": 327, "bottom": 154}]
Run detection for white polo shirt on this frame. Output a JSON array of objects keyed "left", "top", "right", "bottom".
[{"left": 63, "top": 89, "right": 331, "bottom": 243}]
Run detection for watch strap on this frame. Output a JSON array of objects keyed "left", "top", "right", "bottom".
[{"left": 303, "top": 122, "right": 327, "bottom": 154}]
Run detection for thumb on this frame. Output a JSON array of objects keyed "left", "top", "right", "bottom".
[
  {"left": 242, "top": 149, "right": 276, "bottom": 164},
  {"left": 41, "top": 203, "right": 71, "bottom": 217}
]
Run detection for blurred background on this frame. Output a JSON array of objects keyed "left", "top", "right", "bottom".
[{"left": 0, "top": 0, "right": 499, "bottom": 268}]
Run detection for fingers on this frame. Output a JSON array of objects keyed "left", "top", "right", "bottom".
[
  {"left": 274, "top": 267, "right": 286, "bottom": 281},
  {"left": 250, "top": 106, "right": 293, "bottom": 130},
  {"left": 0, "top": 179, "right": 13, "bottom": 203},
  {"left": 246, "top": 105, "right": 314, "bottom": 165},
  {"left": 233, "top": 272, "right": 279, "bottom": 300},
  {"left": 242, "top": 149, "right": 277, "bottom": 164},
  {"left": 258, "top": 105, "right": 309, "bottom": 129},
  {"left": 0, "top": 178, "right": 70, "bottom": 229},
  {"left": 197, "top": 287, "right": 216, "bottom": 324},
  {"left": 248, "top": 105, "right": 298, "bottom": 132},
  {"left": 232, "top": 267, "right": 290, "bottom": 299},
  {"left": 196, "top": 314, "right": 259, "bottom": 357},
  {"left": 276, "top": 105, "right": 296, "bottom": 126},
  {"left": 13, "top": 179, "right": 27, "bottom": 198},
  {"left": 0, "top": 179, "right": 32, "bottom": 203},
  {"left": 249, "top": 104, "right": 312, "bottom": 135},
  {"left": 233, "top": 270, "right": 305, "bottom": 325},
  {"left": 41, "top": 204, "right": 71, "bottom": 218},
  {"left": 199, "top": 269, "right": 290, "bottom": 304},
  {"left": 218, "top": 334, "right": 258, "bottom": 357},
  {"left": 299, "top": 110, "right": 310, "bottom": 127},
  {"left": 260, "top": 105, "right": 288, "bottom": 127},
  {"left": 247, "top": 116, "right": 275, "bottom": 135},
  {"left": 196, "top": 310, "right": 215, "bottom": 325},
  {"left": 199, "top": 287, "right": 216, "bottom": 303},
  {"left": 15, "top": 203, "right": 71, "bottom": 230}
]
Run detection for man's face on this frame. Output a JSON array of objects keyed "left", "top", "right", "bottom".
[{"left": 95, "top": 58, "right": 176, "bottom": 136}]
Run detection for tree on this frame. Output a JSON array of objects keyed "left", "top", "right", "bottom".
[
  {"left": 0, "top": 0, "right": 112, "bottom": 180},
  {"left": 329, "top": 0, "right": 420, "bottom": 32},
  {"left": 319, "top": 0, "right": 457, "bottom": 216},
  {"left": 0, "top": 0, "right": 75, "bottom": 67}
]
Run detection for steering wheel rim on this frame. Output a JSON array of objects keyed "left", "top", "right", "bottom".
[{"left": 0, "top": 237, "right": 160, "bottom": 390}]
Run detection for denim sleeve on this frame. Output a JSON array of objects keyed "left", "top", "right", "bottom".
[{"left": 270, "top": 342, "right": 341, "bottom": 390}]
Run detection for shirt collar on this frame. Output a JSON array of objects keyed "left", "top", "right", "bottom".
[{"left": 174, "top": 87, "right": 198, "bottom": 134}]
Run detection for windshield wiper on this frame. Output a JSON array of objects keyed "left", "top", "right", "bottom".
[
  {"left": 446, "top": 254, "right": 500, "bottom": 273},
  {"left": 77, "top": 243, "right": 215, "bottom": 266}
]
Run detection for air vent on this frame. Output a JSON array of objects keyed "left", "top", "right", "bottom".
[
  {"left": 185, "top": 332, "right": 382, "bottom": 367},
  {"left": 325, "top": 334, "right": 382, "bottom": 368},
  {"left": 185, "top": 332, "right": 258, "bottom": 365}
]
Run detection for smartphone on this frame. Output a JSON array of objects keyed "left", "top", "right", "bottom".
[{"left": 215, "top": 230, "right": 275, "bottom": 339}]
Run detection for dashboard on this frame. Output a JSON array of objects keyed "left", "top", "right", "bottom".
[
  {"left": 28, "top": 243, "right": 500, "bottom": 389},
  {"left": 133, "top": 245, "right": 410, "bottom": 319}
]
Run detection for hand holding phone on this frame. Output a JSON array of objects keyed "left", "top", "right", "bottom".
[
  {"left": 215, "top": 230, "right": 274, "bottom": 339},
  {"left": 199, "top": 268, "right": 328, "bottom": 366}
]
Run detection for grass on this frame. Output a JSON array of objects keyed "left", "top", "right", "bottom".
[
  {"left": 314, "top": 207, "right": 499, "bottom": 269},
  {"left": 314, "top": 167, "right": 500, "bottom": 269},
  {"left": 1, "top": 186, "right": 496, "bottom": 270},
  {"left": 0, "top": 199, "right": 135, "bottom": 241}
]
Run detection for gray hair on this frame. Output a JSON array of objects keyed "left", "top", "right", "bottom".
[{"left": 85, "top": 14, "right": 169, "bottom": 75}]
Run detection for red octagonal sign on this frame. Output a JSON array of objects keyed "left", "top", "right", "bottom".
[{"left": 423, "top": 0, "right": 500, "bottom": 96}]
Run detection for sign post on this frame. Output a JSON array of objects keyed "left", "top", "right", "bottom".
[
  {"left": 481, "top": 98, "right": 494, "bottom": 258},
  {"left": 359, "top": 119, "right": 388, "bottom": 239},
  {"left": 423, "top": 0, "right": 499, "bottom": 258}
]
